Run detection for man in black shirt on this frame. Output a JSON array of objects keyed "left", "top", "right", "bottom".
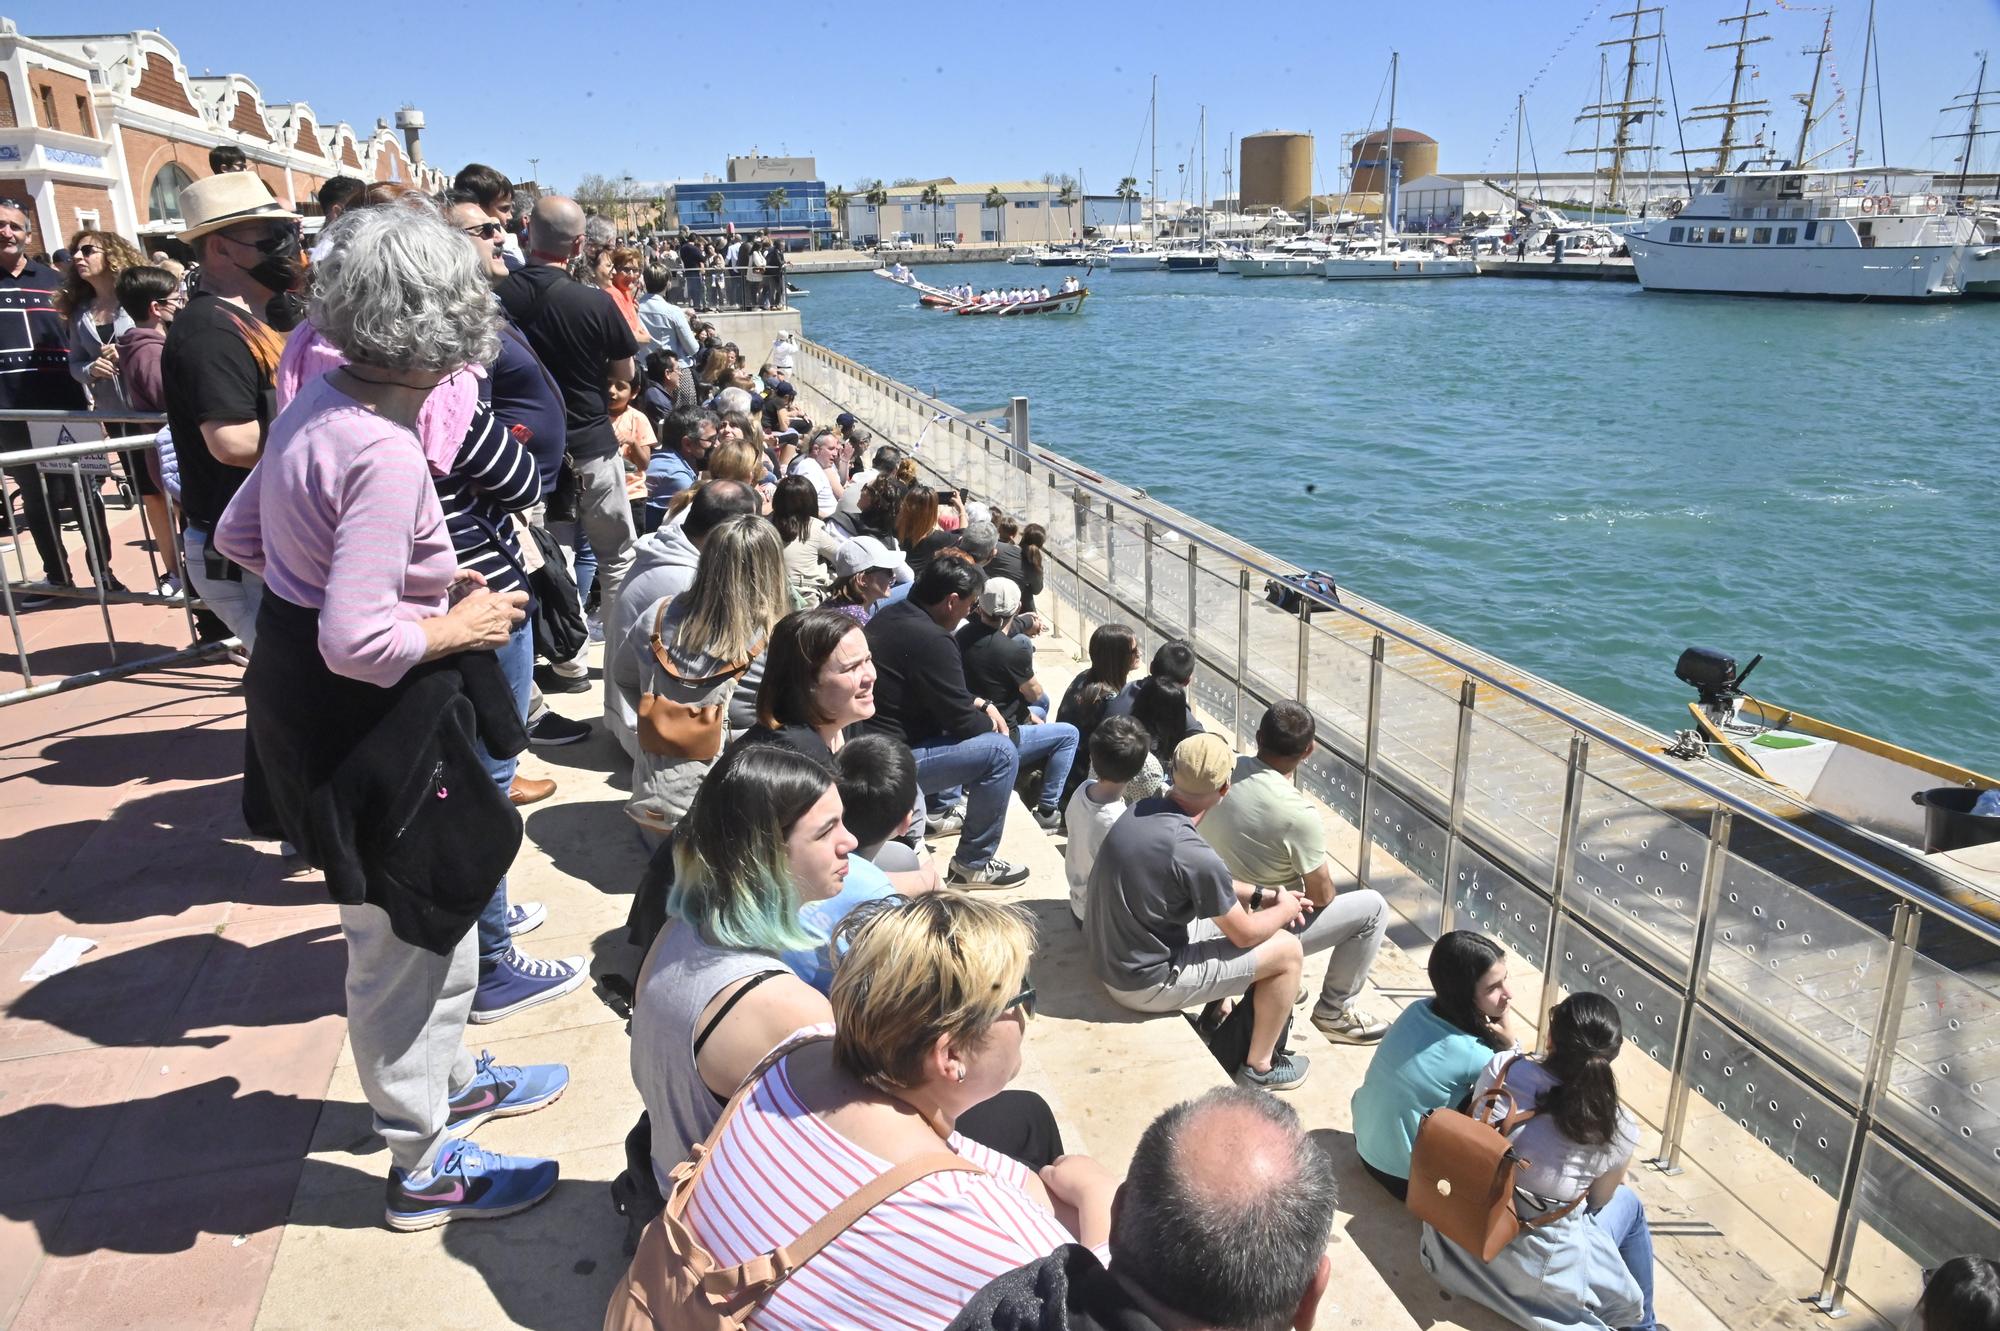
[
  {"left": 160, "top": 174, "right": 302, "bottom": 647},
  {"left": 496, "top": 196, "right": 638, "bottom": 629},
  {"left": 0, "top": 198, "right": 98, "bottom": 603},
  {"left": 863, "top": 557, "right": 1030, "bottom": 887},
  {"left": 955, "top": 576, "right": 1078, "bottom": 831}
]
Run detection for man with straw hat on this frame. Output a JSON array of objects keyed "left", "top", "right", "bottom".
[{"left": 161, "top": 172, "right": 303, "bottom": 649}]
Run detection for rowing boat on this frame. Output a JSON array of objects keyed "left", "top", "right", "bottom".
[{"left": 951, "top": 289, "right": 1090, "bottom": 316}]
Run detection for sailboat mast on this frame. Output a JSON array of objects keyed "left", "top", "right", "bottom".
[
  {"left": 1591, "top": 52, "right": 1608, "bottom": 222},
  {"left": 1150, "top": 74, "right": 1158, "bottom": 242},
  {"left": 1678, "top": 2, "right": 1770, "bottom": 177},
  {"left": 1199, "top": 105, "right": 1208, "bottom": 242},
  {"left": 1611, "top": 4, "right": 1644, "bottom": 201},
  {"left": 1964, "top": 52, "right": 1988, "bottom": 196},
  {"left": 1850, "top": 0, "right": 1877, "bottom": 167},
  {"left": 1383, "top": 51, "right": 1398, "bottom": 241}
]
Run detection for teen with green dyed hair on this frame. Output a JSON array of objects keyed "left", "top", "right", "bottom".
[{"left": 632, "top": 744, "right": 857, "bottom": 1182}]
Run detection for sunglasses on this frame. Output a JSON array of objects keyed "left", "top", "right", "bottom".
[
  {"left": 74, "top": 244, "right": 103, "bottom": 258},
  {"left": 461, "top": 221, "right": 505, "bottom": 239},
  {"left": 1006, "top": 981, "right": 1037, "bottom": 1018}
]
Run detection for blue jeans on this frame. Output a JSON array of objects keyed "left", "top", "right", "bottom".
[
  {"left": 1016, "top": 721, "right": 1078, "bottom": 812},
  {"left": 1592, "top": 1184, "right": 1657, "bottom": 1331},
  {"left": 910, "top": 731, "right": 1018, "bottom": 866},
  {"left": 474, "top": 621, "right": 534, "bottom": 966}
]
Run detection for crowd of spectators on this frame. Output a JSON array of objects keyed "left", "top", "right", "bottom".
[{"left": 7, "top": 161, "right": 1993, "bottom": 1331}]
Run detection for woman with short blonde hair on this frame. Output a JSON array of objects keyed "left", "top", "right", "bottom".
[{"left": 616, "top": 892, "right": 1116, "bottom": 1330}]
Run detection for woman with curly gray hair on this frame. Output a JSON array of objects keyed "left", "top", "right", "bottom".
[{"left": 216, "top": 196, "right": 572, "bottom": 1233}]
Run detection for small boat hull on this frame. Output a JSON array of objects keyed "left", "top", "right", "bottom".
[
  {"left": 1101, "top": 252, "right": 1166, "bottom": 271},
  {"left": 1164, "top": 254, "right": 1219, "bottom": 272},
  {"left": 952, "top": 290, "right": 1089, "bottom": 316},
  {"left": 1322, "top": 254, "right": 1477, "bottom": 280}
]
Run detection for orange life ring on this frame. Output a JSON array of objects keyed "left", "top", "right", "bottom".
[
  {"left": 1872, "top": 195, "right": 1892, "bottom": 215},
  {"left": 1858, "top": 196, "right": 1876, "bottom": 215}
]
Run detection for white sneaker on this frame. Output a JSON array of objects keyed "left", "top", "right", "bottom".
[{"left": 157, "top": 573, "right": 184, "bottom": 601}]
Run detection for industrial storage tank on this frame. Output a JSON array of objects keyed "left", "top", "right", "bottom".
[
  {"left": 1349, "top": 128, "right": 1437, "bottom": 195},
  {"left": 1240, "top": 131, "right": 1313, "bottom": 212}
]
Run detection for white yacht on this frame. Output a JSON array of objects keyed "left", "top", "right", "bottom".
[
  {"left": 1321, "top": 238, "right": 1476, "bottom": 281},
  {"left": 1624, "top": 162, "right": 1987, "bottom": 300},
  {"left": 1235, "top": 237, "right": 1338, "bottom": 277},
  {"left": 1100, "top": 246, "right": 1167, "bottom": 271}
]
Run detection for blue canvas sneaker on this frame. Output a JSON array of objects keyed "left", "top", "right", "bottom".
[
  {"left": 445, "top": 1051, "right": 570, "bottom": 1136},
  {"left": 384, "top": 1138, "right": 558, "bottom": 1232},
  {"left": 470, "top": 948, "right": 586, "bottom": 1024}
]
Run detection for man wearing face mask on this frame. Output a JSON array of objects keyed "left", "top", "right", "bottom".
[{"left": 162, "top": 174, "right": 303, "bottom": 649}]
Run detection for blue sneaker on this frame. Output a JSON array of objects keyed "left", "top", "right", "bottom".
[
  {"left": 446, "top": 1051, "right": 570, "bottom": 1135},
  {"left": 505, "top": 900, "right": 546, "bottom": 937},
  {"left": 384, "top": 1137, "right": 558, "bottom": 1231},
  {"left": 469, "top": 947, "right": 586, "bottom": 1024}
]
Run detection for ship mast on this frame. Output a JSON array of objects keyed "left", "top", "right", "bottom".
[
  {"left": 1679, "top": 1, "right": 1771, "bottom": 176},
  {"left": 1571, "top": 6, "right": 1663, "bottom": 209},
  {"left": 1937, "top": 52, "right": 1998, "bottom": 198},
  {"left": 1149, "top": 74, "right": 1158, "bottom": 242},
  {"left": 1791, "top": 14, "right": 1843, "bottom": 169},
  {"left": 1383, "top": 51, "right": 1399, "bottom": 242}
]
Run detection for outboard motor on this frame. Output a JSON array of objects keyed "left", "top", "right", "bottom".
[{"left": 1675, "top": 647, "right": 1763, "bottom": 712}]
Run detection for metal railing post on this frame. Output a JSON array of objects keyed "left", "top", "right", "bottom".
[
  {"left": 1234, "top": 568, "right": 1251, "bottom": 750},
  {"left": 1438, "top": 677, "right": 1479, "bottom": 935},
  {"left": 1295, "top": 611, "right": 1310, "bottom": 709},
  {"left": 1355, "top": 636, "right": 1388, "bottom": 890},
  {"left": 1185, "top": 543, "right": 1199, "bottom": 649},
  {"left": 1009, "top": 396, "right": 1031, "bottom": 473},
  {"left": 1815, "top": 901, "right": 1922, "bottom": 1318},
  {"left": 1104, "top": 499, "right": 1117, "bottom": 588},
  {"left": 1143, "top": 520, "right": 1156, "bottom": 626},
  {"left": 1535, "top": 735, "right": 1592, "bottom": 1045},
  {"left": 1652, "top": 806, "right": 1733, "bottom": 1173}
]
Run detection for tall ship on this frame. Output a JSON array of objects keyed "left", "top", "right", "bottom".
[{"left": 1624, "top": 164, "right": 1986, "bottom": 300}]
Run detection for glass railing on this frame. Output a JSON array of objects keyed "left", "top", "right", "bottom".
[{"left": 789, "top": 337, "right": 2000, "bottom": 1321}]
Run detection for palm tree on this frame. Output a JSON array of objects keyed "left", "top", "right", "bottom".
[
  {"left": 1116, "top": 177, "right": 1140, "bottom": 236},
  {"left": 762, "top": 187, "right": 789, "bottom": 229},
  {"left": 983, "top": 186, "right": 1008, "bottom": 244},
  {"left": 863, "top": 180, "right": 889, "bottom": 244},
  {"left": 704, "top": 191, "right": 726, "bottom": 231},
  {"left": 825, "top": 186, "right": 849, "bottom": 242},
  {"left": 1056, "top": 182, "right": 1079, "bottom": 242},
  {"left": 919, "top": 183, "right": 944, "bottom": 245}
]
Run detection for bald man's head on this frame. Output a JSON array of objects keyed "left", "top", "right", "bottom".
[
  {"left": 527, "top": 195, "right": 585, "bottom": 258},
  {"left": 1111, "top": 1089, "right": 1337, "bottom": 1331}
]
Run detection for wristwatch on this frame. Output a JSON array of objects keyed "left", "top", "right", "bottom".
[{"left": 1249, "top": 885, "right": 1267, "bottom": 910}]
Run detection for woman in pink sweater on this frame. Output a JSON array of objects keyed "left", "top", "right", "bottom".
[{"left": 215, "top": 197, "right": 571, "bottom": 1232}]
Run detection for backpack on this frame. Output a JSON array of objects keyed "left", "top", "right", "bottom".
[
  {"left": 603, "top": 1033, "right": 983, "bottom": 1330},
  {"left": 1264, "top": 570, "right": 1340, "bottom": 616},
  {"left": 636, "top": 600, "right": 756, "bottom": 761},
  {"left": 1405, "top": 1055, "right": 1581, "bottom": 1261},
  {"left": 1192, "top": 986, "right": 1294, "bottom": 1078}
]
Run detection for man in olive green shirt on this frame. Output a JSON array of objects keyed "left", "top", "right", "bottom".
[{"left": 1199, "top": 700, "right": 1390, "bottom": 1044}]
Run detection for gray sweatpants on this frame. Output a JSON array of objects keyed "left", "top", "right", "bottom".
[
  {"left": 1107, "top": 888, "right": 1389, "bottom": 1015},
  {"left": 573, "top": 452, "right": 636, "bottom": 612},
  {"left": 339, "top": 902, "right": 478, "bottom": 1174}
]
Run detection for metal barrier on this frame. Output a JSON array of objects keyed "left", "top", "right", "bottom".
[
  {"left": 791, "top": 338, "right": 2000, "bottom": 1321},
  {"left": 1, "top": 408, "right": 225, "bottom": 706}
]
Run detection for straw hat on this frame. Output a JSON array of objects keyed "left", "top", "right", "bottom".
[{"left": 176, "top": 172, "right": 300, "bottom": 241}]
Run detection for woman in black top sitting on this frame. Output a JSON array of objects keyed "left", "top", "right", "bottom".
[
  {"left": 1055, "top": 623, "right": 1141, "bottom": 808},
  {"left": 735, "top": 606, "right": 877, "bottom": 768},
  {"left": 1107, "top": 638, "right": 1203, "bottom": 769}
]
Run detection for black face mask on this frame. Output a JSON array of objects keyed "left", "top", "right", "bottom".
[{"left": 233, "top": 225, "right": 302, "bottom": 295}]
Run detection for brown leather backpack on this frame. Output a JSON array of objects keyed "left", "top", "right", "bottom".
[
  {"left": 1406, "top": 1055, "right": 1580, "bottom": 1261},
  {"left": 603, "top": 1034, "right": 984, "bottom": 1330},
  {"left": 636, "top": 600, "right": 758, "bottom": 761}
]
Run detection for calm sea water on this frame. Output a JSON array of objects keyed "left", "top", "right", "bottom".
[{"left": 799, "top": 262, "right": 2000, "bottom": 773}]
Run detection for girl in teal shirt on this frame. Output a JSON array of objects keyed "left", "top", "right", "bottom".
[{"left": 1350, "top": 930, "right": 1521, "bottom": 1199}]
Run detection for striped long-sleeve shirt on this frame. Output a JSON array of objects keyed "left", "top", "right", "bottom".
[
  {"left": 682, "top": 1036, "right": 1076, "bottom": 1331},
  {"left": 433, "top": 403, "right": 541, "bottom": 595}
]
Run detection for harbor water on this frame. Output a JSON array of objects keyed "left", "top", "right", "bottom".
[{"left": 803, "top": 262, "right": 2000, "bottom": 772}]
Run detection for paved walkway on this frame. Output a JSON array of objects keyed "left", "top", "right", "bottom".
[{"left": 0, "top": 546, "right": 1883, "bottom": 1328}]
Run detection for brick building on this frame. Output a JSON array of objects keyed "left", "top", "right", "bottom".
[{"left": 0, "top": 20, "right": 447, "bottom": 256}]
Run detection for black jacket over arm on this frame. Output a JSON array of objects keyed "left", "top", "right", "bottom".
[{"left": 243, "top": 594, "right": 527, "bottom": 954}]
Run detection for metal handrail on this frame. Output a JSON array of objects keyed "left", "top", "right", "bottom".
[{"left": 797, "top": 337, "right": 2000, "bottom": 950}]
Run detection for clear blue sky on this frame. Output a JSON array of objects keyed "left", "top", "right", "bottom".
[{"left": 33, "top": 1, "right": 2000, "bottom": 194}]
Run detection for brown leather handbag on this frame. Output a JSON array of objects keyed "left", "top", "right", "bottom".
[
  {"left": 603, "top": 1033, "right": 983, "bottom": 1330},
  {"left": 636, "top": 600, "right": 757, "bottom": 761},
  {"left": 1406, "top": 1055, "right": 1581, "bottom": 1261}
]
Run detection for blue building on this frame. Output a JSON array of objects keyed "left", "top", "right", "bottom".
[{"left": 668, "top": 178, "right": 832, "bottom": 247}]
